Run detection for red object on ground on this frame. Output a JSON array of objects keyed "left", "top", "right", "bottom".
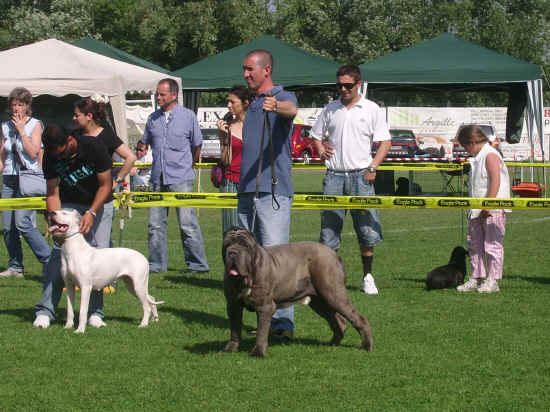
[{"left": 511, "top": 182, "right": 544, "bottom": 198}]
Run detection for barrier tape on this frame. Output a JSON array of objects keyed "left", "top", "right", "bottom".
[
  {"left": 2, "top": 192, "right": 549, "bottom": 211},
  {"left": 115, "top": 161, "right": 549, "bottom": 171}
]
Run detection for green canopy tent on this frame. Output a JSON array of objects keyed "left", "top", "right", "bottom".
[
  {"left": 172, "top": 35, "right": 341, "bottom": 110},
  {"left": 73, "top": 37, "right": 170, "bottom": 74},
  {"left": 173, "top": 35, "right": 340, "bottom": 90},
  {"left": 359, "top": 33, "right": 545, "bottom": 157}
]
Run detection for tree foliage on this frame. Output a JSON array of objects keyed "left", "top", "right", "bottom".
[{"left": 0, "top": 0, "right": 548, "bottom": 104}]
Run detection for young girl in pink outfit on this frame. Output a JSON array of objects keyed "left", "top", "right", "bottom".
[{"left": 456, "top": 125, "right": 510, "bottom": 293}]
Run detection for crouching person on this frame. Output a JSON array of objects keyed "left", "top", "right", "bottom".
[{"left": 33, "top": 125, "right": 114, "bottom": 328}]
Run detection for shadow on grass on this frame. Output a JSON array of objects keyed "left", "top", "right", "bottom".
[
  {"left": 162, "top": 274, "right": 222, "bottom": 290},
  {"left": 160, "top": 306, "right": 228, "bottom": 330},
  {"left": 505, "top": 274, "right": 550, "bottom": 285},
  {"left": 184, "top": 336, "right": 337, "bottom": 355},
  {"left": 2, "top": 308, "right": 36, "bottom": 322}
]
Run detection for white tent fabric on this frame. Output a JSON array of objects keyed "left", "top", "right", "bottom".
[{"left": 0, "top": 38, "right": 182, "bottom": 143}]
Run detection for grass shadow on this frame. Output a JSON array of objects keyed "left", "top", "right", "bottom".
[
  {"left": 160, "top": 306, "right": 229, "bottom": 330},
  {"left": 505, "top": 274, "right": 550, "bottom": 285},
  {"left": 2, "top": 308, "right": 36, "bottom": 322},
  {"left": 162, "top": 274, "right": 222, "bottom": 290}
]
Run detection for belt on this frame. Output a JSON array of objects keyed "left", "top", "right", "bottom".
[{"left": 327, "top": 168, "right": 367, "bottom": 174}]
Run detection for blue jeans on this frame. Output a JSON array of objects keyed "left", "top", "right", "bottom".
[
  {"left": 1, "top": 175, "right": 51, "bottom": 272},
  {"left": 148, "top": 181, "right": 209, "bottom": 272},
  {"left": 220, "top": 178, "right": 239, "bottom": 237},
  {"left": 34, "top": 202, "right": 114, "bottom": 321},
  {"left": 320, "top": 169, "right": 383, "bottom": 250},
  {"left": 237, "top": 192, "right": 294, "bottom": 332}
]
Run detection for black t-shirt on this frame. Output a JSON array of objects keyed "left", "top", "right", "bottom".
[
  {"left": 78, "top": 125, "right": 123, "bottom": 158},
  {"left": 43, "top": 135, "right": 113, "bottom": 206}
]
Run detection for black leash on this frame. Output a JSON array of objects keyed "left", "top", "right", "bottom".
[{"left": 251, "top": 110, "right": 279, "bottom": 232}]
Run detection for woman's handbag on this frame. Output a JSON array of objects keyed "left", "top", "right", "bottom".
[
  {"left": 210, "top": 161, "right": 224, "bottom": 188},
  {"left": 12, "top": 141, "right": 47, "bottom": 197},
  {"left": 18, "top": 169, "right": 47, "bottom": 197}
]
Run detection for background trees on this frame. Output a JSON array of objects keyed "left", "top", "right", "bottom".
[{"left": 1, "top": 0, "right": 548, "bottom": 104}]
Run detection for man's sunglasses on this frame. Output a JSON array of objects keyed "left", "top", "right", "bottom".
[{"left": 336, "top": 82, "right": 358, "bottom": 90}]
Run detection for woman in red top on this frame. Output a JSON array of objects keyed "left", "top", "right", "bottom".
[{"left": 216, "top": 86, "right": 251, "bottom": 235}]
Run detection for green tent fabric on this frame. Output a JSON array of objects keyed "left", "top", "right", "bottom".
[
  {"left": 73, "top": 37, "right": 170, "bottom": 74},
  {"left": 172, "top": 35, "right": 341, "bottom": 90},
  {"left": 359, "top": 33, "right": 545, "bottom": 146},
  {"left": 359, "top": 33, "right": 542, "bottom": 85}
]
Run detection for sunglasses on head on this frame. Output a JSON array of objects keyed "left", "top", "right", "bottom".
[{"left": 336, "top": 82, "right": 358, "bottom": 90}]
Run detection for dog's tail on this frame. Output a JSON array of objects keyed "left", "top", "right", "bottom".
[{"left": 147, "top": 295, "right": 165, "bottom": 305}]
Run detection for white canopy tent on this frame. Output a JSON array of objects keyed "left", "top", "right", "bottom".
[{"left": 0, "top": 38, "right": 182, "bottom": 143}]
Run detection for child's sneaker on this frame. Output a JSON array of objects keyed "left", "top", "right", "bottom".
[
  {"left": 457, "top": 278, "right": 482, "bottom": 292},
  {"left": 478, "top": 278, "right": 500, "bottom": 293}
]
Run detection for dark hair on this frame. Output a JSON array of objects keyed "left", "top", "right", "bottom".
[
  {"left": 228, "top": 85, "right": 252, "bottom": 104},
  {"left": 336, "top": 64, "right": 362, "bottom": 82},
  {"left": 158, "top": 78, "right": 179, "bottom": 96},
  {"left": 8, "top": 87, "right": 33, "bottom": 115},
  {"left": 457, "top": 125, "right": 489, "bottom": 146},
  {"left": 42, "top": 124, "right": 70, "bottom": 151},
  {"left": 246, "top": 49, "right": 274, "bottom": 73},
  {"left": 74, "top": 97, "right": 107, "bottom": 125}
]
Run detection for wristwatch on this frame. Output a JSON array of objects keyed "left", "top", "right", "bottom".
[
  {"left": 115, "top": 177, "right": 124, "bottom": 184},
  {"left": 366, "top": 166, "right": 377, "bottom": 173}
]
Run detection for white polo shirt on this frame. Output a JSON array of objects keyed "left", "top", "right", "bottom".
[{"left": 311, "top": 96, "right": 390, "bottom": 171}]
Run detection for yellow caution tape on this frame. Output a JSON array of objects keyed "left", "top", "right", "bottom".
[{"left": 5, "top": 192, "right": 549, "bottom": 211}]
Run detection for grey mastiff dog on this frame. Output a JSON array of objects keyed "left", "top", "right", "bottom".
[{"left": 222, "top": 227, "right": 373, "bottom": 357}]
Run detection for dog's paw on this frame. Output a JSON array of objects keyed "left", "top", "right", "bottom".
[
  {"left": 64, "top": 321, "right": 74, "bottom": 329},
  {"left": 249, "top": 346, "right": 266, "bottom": 358},
  {"left": 74, "top": 328, "right": 85, "bottom": 334},
  {"left": 223, "top": 341, "right": 239, "bottom": 353}
]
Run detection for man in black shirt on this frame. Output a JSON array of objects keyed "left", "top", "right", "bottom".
[{"left": 33, "top": 125, "right": 114, "bottom": 329}]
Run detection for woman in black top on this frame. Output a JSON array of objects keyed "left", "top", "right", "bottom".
[{"left": 73, "top": 96, "right": 136, "bottom": 188}]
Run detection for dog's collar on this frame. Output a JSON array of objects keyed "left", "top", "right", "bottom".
[{"left": 53, "top": 230, "right": 79, "bottom": 247}]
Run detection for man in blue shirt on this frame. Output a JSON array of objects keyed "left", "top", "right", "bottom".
[
  {"left": 141, "top": 78, "right": 209, "bottom": 274},
  {"left": 238, "top": 49, "right": 298, "bottom": 338}
]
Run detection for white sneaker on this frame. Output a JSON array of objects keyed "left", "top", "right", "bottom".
[
  {"left": 0, "top": 267, "right": 23, "bottom": 278},
  {"left": 33, "top": 315, "right": 50, "bottom": 328},
  {"left": 362, "top": 273, "right": 379, "bottom": 295},
  {"left": 478, "top": 278, "right": 500, "bottom": 293},
  {"left": 456, "top": 278, "right": 482, "bottom": 292},
  {"left": 88, "top": 315, "right": 106, "bottom": 328}
]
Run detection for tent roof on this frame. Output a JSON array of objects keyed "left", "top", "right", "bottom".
[
  {"left": 173, "top": 35, "right": 341, "bottom": 90},
  {"left": 72, "top": 36, "right": 170, "bottom": 74},
  {"left": 0, "top": 38, "right": 178, "bottom": 97},
  {"left": 360, "top": 33, "right": 543, "bottom": 85}
]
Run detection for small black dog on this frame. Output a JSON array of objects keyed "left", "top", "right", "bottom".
[{"left": 426, "top": 246, "right": 469, "bottom": 290}]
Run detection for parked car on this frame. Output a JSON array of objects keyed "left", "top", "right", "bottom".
[
  {"left": 291, "top": 124, "right": 320, "bottom": 163},
  {"left": 200, "top": 128, "right": 221, "bottom": 160},
  {"left": 372, "top": 128, "right": 423, "bottom": 157},
  {"left": 452, "top": 124, "right": 500, "bottom": 158}
]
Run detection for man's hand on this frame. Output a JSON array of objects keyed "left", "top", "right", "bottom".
[
  {"left": 263, "top": 95, "right": 277, "bottom": 112},
  {"left": 12, "top": 112, "right": 27, "bottom": 136},
  {"left": 364, "top": 170, "right": 376, "bottom": 183},
  {"left": 79, "top": 211, "right": 94, "bottom": 234}
]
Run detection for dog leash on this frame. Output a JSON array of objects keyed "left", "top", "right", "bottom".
[{"left": 251, "top": 109, "right": 279, "bottom": 232}]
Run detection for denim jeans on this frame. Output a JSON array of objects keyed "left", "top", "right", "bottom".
[
  {"left": 2, "top": 175, "right": 51, "bottom": 273},
  {"left": 34, "top": 201, "right": 114, "bottom": 321},
  {"left": 148, "top": 181, "right": 209, "bottom": 272},
  {"left": 237, "top": 192, "right": 294, "bottom": 331},
  {"left": 220, "top": 178, "right": 239, "bottom": 237},
  {"left": 320, "top": 169, "right": 383, "bottom": 250}
]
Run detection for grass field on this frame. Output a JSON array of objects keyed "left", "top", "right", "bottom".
[{"left": 1, "top": 169, "right": 550, "bottom": 411}]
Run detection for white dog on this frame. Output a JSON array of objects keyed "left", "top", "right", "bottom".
[{"left": 48, "top": 209, "right": 163, "bottom": 333}]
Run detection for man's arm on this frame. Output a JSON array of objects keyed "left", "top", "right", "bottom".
[
  {"left": 45, "top": 178, "right": 61, "bottom": 212},
  {"left": 263, "top": 96, "right": 297, "bottom": 119},
  {"left": 365, "top": 140, "right": 391, "bottom": 183},
  {"left": 192, "top": 145, "right": 202, "bottom": 167},
  {"left": 79, "top": 169, "right": 112, "bottom": 234}
]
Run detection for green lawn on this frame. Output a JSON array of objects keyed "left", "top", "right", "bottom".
[{"left": 1, "top": 170, "right": 549, "bottom": 411}]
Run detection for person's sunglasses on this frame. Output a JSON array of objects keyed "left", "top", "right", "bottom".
[{"left": 336, "top": 82, "right": 357, "bottom": 90}]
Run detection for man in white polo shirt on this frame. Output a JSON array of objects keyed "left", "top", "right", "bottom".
[{"left": 311, "top": 64, "right": 391, "bottom": 295}]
